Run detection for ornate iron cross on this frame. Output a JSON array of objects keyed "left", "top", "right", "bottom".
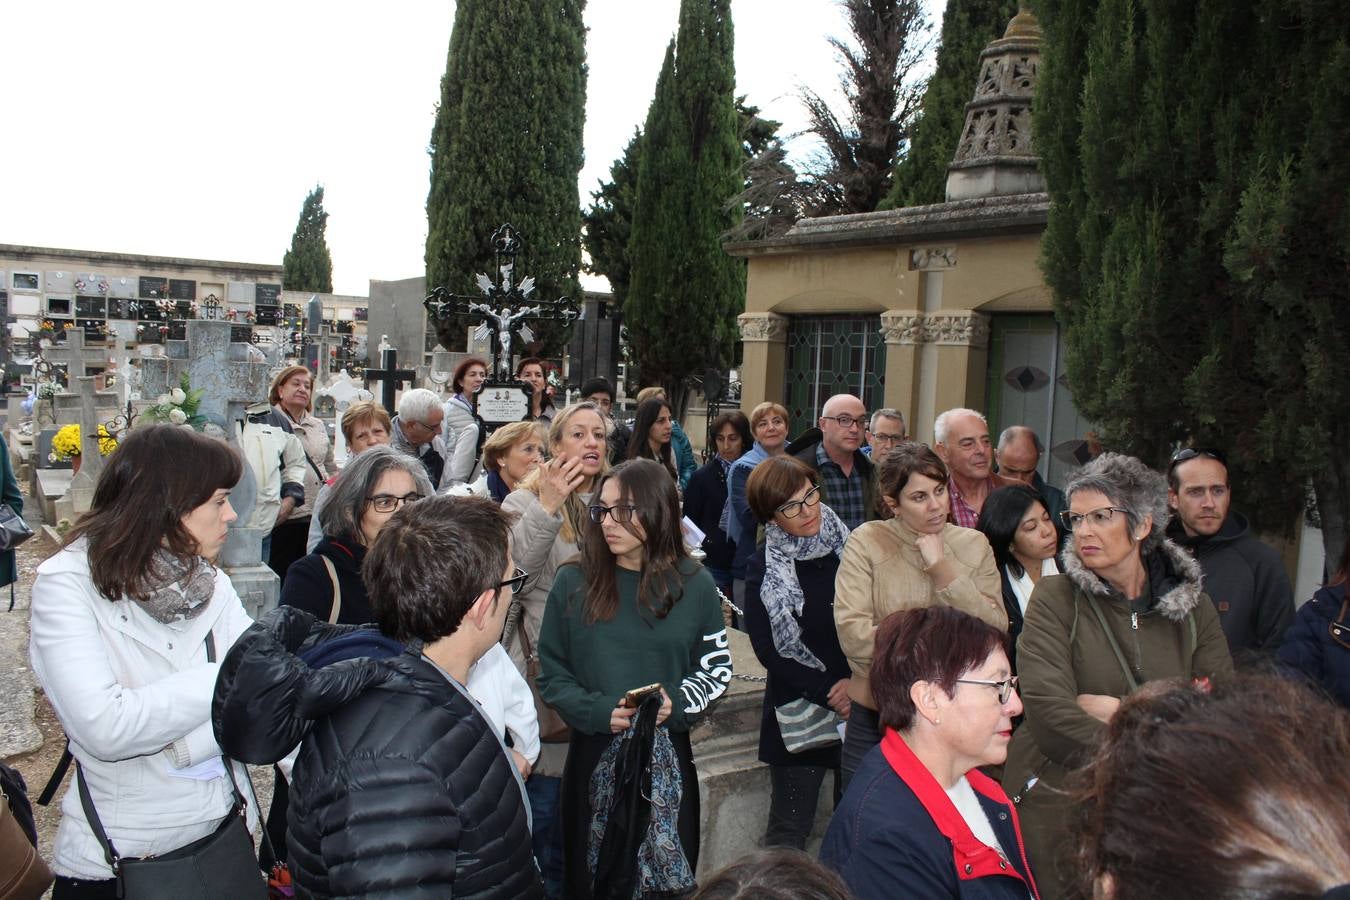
[{"left": 423, "top": 224, "right": 579, "bottom": 381}]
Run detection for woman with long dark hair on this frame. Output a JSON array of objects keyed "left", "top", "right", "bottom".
[
  {"left": 30, "top": 425, "right": 261, "bottom": 898},
  {"left": 537, "top": 459, "right": 733, "bottom": 898},
  {"left": 976, "top": 483, "right": 1061, "bottom": 671},
  {"left": 517, "top": 357, "right": 556, "bottom": 423},
  {"left": 627, "top": 397, "right": 679, "bottom": 483}
]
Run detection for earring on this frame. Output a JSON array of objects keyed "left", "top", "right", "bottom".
[{"left": 934, "top": 717, "right": 941, "bottom": 726}]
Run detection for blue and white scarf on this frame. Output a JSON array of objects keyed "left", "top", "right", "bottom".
[{"left": 760, "top": 505, "right": 850, "bottom": 670}]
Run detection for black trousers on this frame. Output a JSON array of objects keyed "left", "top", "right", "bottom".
[
  {"left": 765, "top": 764, "right": 841, "bottom": 850},
  {"left": 560, "top": 729, "right": 699, "bottom": 899},
  {"left": 52, "top": 877, "right": 118, "bottom": 899},
  {"left": 839, "top": 702, "right": 882, "bottom": 792},
  {"left": 267, "top": 516, "right": 311, "bottom": 585}
]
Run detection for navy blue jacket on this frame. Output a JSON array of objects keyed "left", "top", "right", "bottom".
[
  {"left": 1279, "top": 582, "right": 1350, "bottom": 710},
  {"left": 821, "top": 731, "right": 1040, "bottom": 900},
  {"left": 684, "top": 458, "right": 736, "bottom": 574}
]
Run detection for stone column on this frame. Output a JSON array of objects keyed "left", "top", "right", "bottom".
[
  {"left": 930, "top": 310, "right": 992, "bottom": 416},
  {"left": 879, "top": 310, "right": 925, "bottom": 430},
  {"left": 736, "top": 312, "right": 789, "bottom": 410}
]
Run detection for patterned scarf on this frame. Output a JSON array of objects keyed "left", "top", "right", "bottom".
[
  {"left": 760, "top": 504, "right": 850, "bottom": 670},
  {"left": 138, "top": 550, "right": 216, "bottom": 624}
]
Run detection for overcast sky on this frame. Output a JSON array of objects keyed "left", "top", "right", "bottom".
[{"left": 2, "top": 1, "right": 947, "bottom": 296}]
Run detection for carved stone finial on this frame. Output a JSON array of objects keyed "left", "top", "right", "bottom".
[{"left": 945, "top": 7, "right": 1045, "bottom": 201}]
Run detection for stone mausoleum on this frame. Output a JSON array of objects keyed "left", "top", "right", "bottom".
[{"left": 725, "top": 9, "right": 1094, "bottom": 487}]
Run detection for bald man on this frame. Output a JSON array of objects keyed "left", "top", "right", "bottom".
[
  {"left": 784, "top": 393, "right": 879, "bottom": 530},
  {"left": 996, "top": 425, "right": 1068, "bottom": 532}
]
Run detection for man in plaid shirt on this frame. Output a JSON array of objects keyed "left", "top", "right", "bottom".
[
  {"left": 933, "top": 408, "right": 1014, "bottom": 528},
  {"left": 785, "top": 393, "right": 879, "bottom": 530}
]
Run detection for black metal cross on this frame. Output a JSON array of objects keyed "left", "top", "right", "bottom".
[
  {"left": 424, "top": 223, "right": 579, "bottom": 380},
  {"left": 364, "top": 347, "right": 416, "bottom": 413}
]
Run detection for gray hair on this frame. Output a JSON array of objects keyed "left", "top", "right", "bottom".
[
  {"left": 397, "top": 388, "right": 442, "bottom": 424},
  {"left": 997, "top": 425, "right": 1044, "bottom": 454},
  {"left": 319, "top": 444, "right": 435, "bottom": 543},
  {"left": 933, "top": 407, "right": 987, "bottom": 445},
  {"left": 1065, "top": 452, "right": 1169, "bottom": 552},
  {"left": 870, "top": 408, "right": 906, "bottom": 433}
]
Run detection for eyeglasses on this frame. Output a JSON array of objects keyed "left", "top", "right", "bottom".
[
  {"left": 956, "top": 675, "right": 1020, "bottom": 704},
  {"left": 823, "top": 414, "right": 868, "bottom": 430},
  {"left": 775, "top": 485, "right": 822, "bottom": 519},
  {"left": 498, "top": 566, "right": 529, "bottom": 593},
  {"left": 1167, "top": 447, "right": 1227, "bottom": 474},
  {"left": 1059, "top": 506, "right": 1129, "bottom": 530},
  {"left": 366, "top": 492, "right": 424, "bottom": 513},
  {"left": 588, "top": 504, "right": 638, "bottom": 524},
  {"left": 869, "top": 432, "right": 906, "bottom": 446},
  {"left": 405, "top": 418, "right": 440, "bottom": 435}
]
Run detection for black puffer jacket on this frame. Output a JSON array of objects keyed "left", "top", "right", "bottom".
[{"left": 212, "top": 606, "right": 542, "bottom": 899}]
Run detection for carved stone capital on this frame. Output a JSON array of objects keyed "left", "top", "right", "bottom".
[
  {"left": 929, "top": 312, "right": 991, "bottom": 348},
  {"left": 909, "top": 247, "right": 958, "bottom": 271},
  {"left": 879, "top": 310, "right": 990, "bottom": 348},
  {"left": 879, "top": 310, "right": 926, "bottom": 345},
  {"left": 738, "top": 312, "right": 789, "bottom": 343}
]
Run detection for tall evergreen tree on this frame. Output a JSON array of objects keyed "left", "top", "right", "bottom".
[
  {"left": 584, "top": 98, "right": 776, "bottom": 303},
  {"left": 282, "top": 186, "right": 333, "bottom": 293},
  {"left": 1038, "top": 0, "right": 1350, "bottom": 558},
  {"left": 625, "top": 0, "right": 743, "bottom": 412},
  {"left": 882, "top": 0, "right": 1018, "bottom": 208},
  {"left": 581, "top": 129, "right": 641, "bottom": 308},
  {"left": 425, "top": 0, "right": 586, "bottom": 354}
]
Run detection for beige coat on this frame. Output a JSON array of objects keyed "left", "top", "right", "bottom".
[{"left": 834, "top": 519, "right": 1005, "bottom": 708}]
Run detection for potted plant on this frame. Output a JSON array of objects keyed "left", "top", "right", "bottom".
[{"left": 49, "top": 423, "right": 119, "bottom": 473}]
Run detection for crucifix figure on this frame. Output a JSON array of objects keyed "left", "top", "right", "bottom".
[
  {"left": 423, "top": 223, "right": 579, "bottom": 381},
  {"left": 364, "top": 346, "right": 415, "bottom": 412}
]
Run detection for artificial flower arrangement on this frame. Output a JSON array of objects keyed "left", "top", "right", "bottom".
[
  {"left": 50, "top": 423, "right": 118, "bottom": 461},
  {"left": 143, "top": 372, "right": 207, "bottom": 430}
]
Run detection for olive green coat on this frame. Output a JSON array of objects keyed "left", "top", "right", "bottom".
[{"left": 1002, "top": 538, "right": 1232, "bottom": 899}]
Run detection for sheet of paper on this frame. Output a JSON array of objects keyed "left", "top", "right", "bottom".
[
  {"left": 163, "top": 755, "right": 227, "bottom": 782},
  {"left": 681, "top": 516, "right": 707, "bottom": 548}
]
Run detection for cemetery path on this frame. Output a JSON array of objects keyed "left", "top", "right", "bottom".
[{"left": 0, "top": 485, "right": 275, "bottom": 886}]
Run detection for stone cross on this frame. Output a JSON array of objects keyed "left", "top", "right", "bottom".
[
  {"left": 320, "top": 369, "right": 373, "bottom": 465},
  {"left": 141, "top": 319, "right": 278, "bottom": 616},
  {"left": 64, "top": 376, "right": 117, "bottom": 515},
  {"left": 44, "top": 329, "right": 109, "bottom": 383},
  {"left": 364, "top": 347, "right": 415, "bottom": 414}
]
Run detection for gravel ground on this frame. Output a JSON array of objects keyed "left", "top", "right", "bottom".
[{"left": 0, "top": 486, "right": 276, "bottom": 892}]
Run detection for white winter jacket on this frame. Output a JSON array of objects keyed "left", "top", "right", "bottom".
[{"left": 29, "top": 543, "right": 258, "bottom": 879}]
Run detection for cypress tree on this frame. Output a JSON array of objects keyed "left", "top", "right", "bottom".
[
  {"left": 282, "top": 186, "right": 333, "bottom": 293},
  {"left": 425, "top": 0, "right": 586, "bottom": 355},
  {"left": 625, "top": 0, "right": 742, "bottom": 411},
  {"left": 581, "top": 128, "right": 641, "bottom": 308},
  {"left": 1038, "top": 0, "right": 1350, "bottom": 556},
  {"left": 883, "top": 0, "right": 1018, "bottom": 208}
]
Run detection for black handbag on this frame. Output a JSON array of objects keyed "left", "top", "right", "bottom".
[
  {"left": 0, "top": 504, "right": 32, "bottom": 554},
  {"left": 72, "top": 632, "right": 267, "bottom": 899}
]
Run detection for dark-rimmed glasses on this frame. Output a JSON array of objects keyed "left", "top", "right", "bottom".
[
  {"left": 498, "top": 566, "right": 529, "bottom": 593},
  {"left": 1059, "top": 506, "right": 1128, "bottom": 530},
  {"left": 366, "top": 492, "right": 424, "bottom": 513},
  {"left": 822, "top": 414, "right": 868, "bottom": 430},
  {"left": 775, "top": 485, "right": 822, "bottom": 519},
  {"left": 588, "top": 504, "right": 638, "bottom": 524},
  {"left": 956, "top": 675, "right": 1019, "bottom": 704}
]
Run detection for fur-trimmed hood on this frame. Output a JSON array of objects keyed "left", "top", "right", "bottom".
[{"left": 1060, "top": 537, "right": 1205, "bottom": 622}]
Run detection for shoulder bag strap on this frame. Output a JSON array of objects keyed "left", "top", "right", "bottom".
[
  {"left": 37, "top": 741, "right": 72, "bottom": 806},
  {"left": 75, "top": 760, "right": 120, "bottom": 869},
  {"left": 1083, "top": 592, "right": 1141, "bottom": 693},
  {"left": 321, "top": 555, "right": 342, "bottom": 624}
]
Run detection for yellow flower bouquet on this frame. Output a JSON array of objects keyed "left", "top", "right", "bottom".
[{"left": 50, "top": 424, "right": 118, "bottom": 461}]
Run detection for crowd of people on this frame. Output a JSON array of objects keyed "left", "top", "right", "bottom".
[{"left": 17, "top": 361, "right": 1350, "bottom": 900}]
